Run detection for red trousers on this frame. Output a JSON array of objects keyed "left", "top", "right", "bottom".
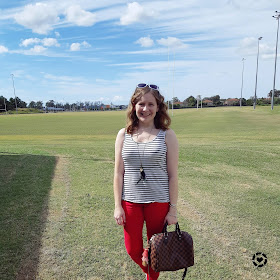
[{"left": 122, "top": 200, "right": 169, "bottom": 280}]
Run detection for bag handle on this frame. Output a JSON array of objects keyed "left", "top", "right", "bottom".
[{"left": 162, "top": 222, "right": 182, "bottom": 240}]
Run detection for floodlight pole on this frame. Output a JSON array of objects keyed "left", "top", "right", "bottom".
[
  {"left": 197, "top": 95, "right": 201, "bottom": 110},
  {"left": 4, "top": 97, "right": 7, "bottom": 114},
  {"left": 167, "top": 44, "right": 170, "bottom": 113},
  {"left": 240, "top": 58, "right": 245, "bottom": 107},
  {"left": 1, "top": 94, "right": 8, "bottom": 114},
  {"left": 10, "top": 74, "right": 18, "bottom": 114},
  {"left": 253, "top": 37, "right": 262, "bottom": 110},
  {"left": 172, "top": 48, "right": 175, "bottom": 116},
  {"left": 272, "top": 11, "right": 280, "bottom": 110}
]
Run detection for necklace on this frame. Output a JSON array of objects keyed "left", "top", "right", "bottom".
[{"left": 135, "top": 127, "right": 154, "bottom": 184}]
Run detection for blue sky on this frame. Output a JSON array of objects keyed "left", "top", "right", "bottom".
[{"left": 0, "top": 0, "right": 279, "bottom": 105}]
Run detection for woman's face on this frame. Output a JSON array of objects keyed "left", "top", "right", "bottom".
[{"left": 135, "top": 92, "right": 159, "bottom": 124}]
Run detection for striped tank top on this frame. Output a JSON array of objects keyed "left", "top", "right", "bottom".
[{"left": 121, "top": 129, "right": 170, "bottom": 203}]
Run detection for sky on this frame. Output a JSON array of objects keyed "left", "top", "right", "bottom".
[{"left": 0, "top": 0, "right": 280, "bottom": 105}]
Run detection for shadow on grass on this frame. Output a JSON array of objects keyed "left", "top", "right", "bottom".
[{"left": 0, "top": 154, "right": 56, "bottom": 280}]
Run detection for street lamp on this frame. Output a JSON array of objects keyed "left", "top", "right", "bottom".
[
  {"left": 253, "top": 37, "right": 262, "bottom": 110},
  {"left": 10, "top": 74, "right": 18, "bottom": 113},
  {"left": 240, "top": 58, "right": 245, "bottom": 107},
  {"left": 272, "top": 11, "right": 280, "bottom": 110}
]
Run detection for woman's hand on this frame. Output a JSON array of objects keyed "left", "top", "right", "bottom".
[
  {"left": 114, "top": 206, "right": 126, "bottom": 226},
  {"left": 164, "top": 212, "right": 178, "bottom": 225}
]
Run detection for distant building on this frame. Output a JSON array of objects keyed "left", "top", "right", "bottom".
[
  {"left": 44, "top": 107, "right": 64, "bottom": 111},
  {"left": 224, "top": 98, "right": 239, "bottom": 106},
  {"left": 173, "top": 102, "right": 183, "bottom": 108},
  {"left": 202, "top": 99, "right": 214, "bottom": 106}
]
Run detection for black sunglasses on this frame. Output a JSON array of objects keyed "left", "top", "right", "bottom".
[{"left": 137, "top": 83, "right": 159, "bottom": 90}]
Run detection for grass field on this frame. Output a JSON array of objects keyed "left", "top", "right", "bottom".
[{"left": 0, "top": 107, "right": 279, "bottom": 280}]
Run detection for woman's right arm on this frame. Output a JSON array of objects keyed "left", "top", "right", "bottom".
[{"left": 113, "top": 128, "right": 126, "bottom": 226}]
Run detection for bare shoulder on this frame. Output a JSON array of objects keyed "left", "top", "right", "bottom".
[
  {"left": 117, "top": 128, "right": 125, "bottom": 138},
  {"left": 165, "top": 128, "right": 178, "bottom": 142},
  {"left": 115, "top": 128, "right": 125, "bottom": 146}
]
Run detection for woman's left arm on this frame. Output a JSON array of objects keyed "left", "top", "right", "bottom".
[{"left": 165, "top": 128, "right": 179, "bottom": 225}]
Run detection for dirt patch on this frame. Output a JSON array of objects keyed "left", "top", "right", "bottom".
[{"left": 35, "top": 155, "right": 72, "bottom": 278}]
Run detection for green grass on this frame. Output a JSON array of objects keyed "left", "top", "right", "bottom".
[{"left": 0, "top": 107, "right": 279, "bottom": 279}]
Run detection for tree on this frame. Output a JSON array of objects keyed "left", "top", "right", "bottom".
[
  {"left": 186, "top": 96, "right": 196, "bottom": 107},
  {"left": 240, "top": 98, "right": 246, "bottom": 106},
  {"left": 246, "top": 97, "right": 254, "bottom": 106},
  {"left": 46, "top": 100, "right": 55, "bottom": 107},
  {"left": 172, "top": 97, "right": 180, "bottom": 103},
  {"left": 268, "top": 89, "right": 280, "bottom": 98},
  {"left": 71, "top": 103, "right": 77, "bottom": 111},
  {"left": 0, "top": 96, "right": 8, "bottom": 111},
  {"left": 211, "top": 95, "right": 221, "bottom": 106},
  {"left": 85, "top": 101, "right": 90, "bottom": 110},
  {"left": 64, "top": 103, "right": 70, "bottom": 110},
  {"left": 28, "top": 101, "right": 36, "bottom": 108},
  {"left": 8, "top": 98, "right": 16, "bottom": 110},
  {"left": 9, "top": 97, "right": 26, "bottom": 108},
  {"left": 257, "top": 98, "right": 270, "bottom": 105},
  {"left": 182, "top": 98, "right": 188, "bottom": 108},
  {"left": 35, "top": 101, "right": 43, "bottom": 109},
  {"left": 55, "top": 102, "right": 63, "bottom": 109}
]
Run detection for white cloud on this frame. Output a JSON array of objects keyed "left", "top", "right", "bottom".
[
  {"left": 70, "top": 43, "right": 81, "bottom": 51},
  {"left": 120, "top": 2, "right": 155, "bottom": 25},
  {"left": 81, "top": 41, "right": 91, "bottom": 48},
  {"left": 55, "top": 31, "right": 60, "bottom": 37},
  {"left": 43, "top": 73, "right": 84, "bottom": 83},
  {"left": 70, "top": 41, "right": 91, "bottom": 51},
  {"left": 30, "top": 45, "right": 47, "bottom": 53},
  {"left": 20, "top": 37, "right": 60, "bottom": 48},
  {"left": 113, "top": 95, "right": 124, "bottom": 102},
  {"left": 20, "top": 38, "right": 41, "bottom": 47},
  {"left": 0, "top": 45, "right": 9, "bottom": 53},
  {"left": 42, "top": 38, "right": 60, "bottom": 47},
  {"left": 66, "top": 5, "right": 96, "bottom": 26},
  {"left": 237, "top": 37, "right": 274, "bottom": 57},
  {"left": 14, "top": 3, "right": 59, "bottom": 34},
  {"left": 135, "top": 36, "right": 154, "bottom": 47},
  {"left": 157, "top": 37, "right": 187, "bottom": 49}
]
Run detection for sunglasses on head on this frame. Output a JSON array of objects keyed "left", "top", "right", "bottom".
[{"left": 137, "top": 83, "right": 159, "bottom": 90}]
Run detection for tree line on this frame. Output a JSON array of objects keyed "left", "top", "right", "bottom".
[
  {"left": 0, "top": 97, "right": 110, "bottom": 112},
  {"left": 1, "top": 90, "right": 280, "bottom": 113},
  {"left": 168, "top": 90, "right": 280, "bottom": 109}
]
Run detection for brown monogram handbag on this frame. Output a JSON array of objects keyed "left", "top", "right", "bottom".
[{"left": 148, "top": 223, "right": 194, "bottom": 279}]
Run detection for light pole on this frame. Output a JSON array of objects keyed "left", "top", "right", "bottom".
[
  {"left": 253, "top": 37, "right": 262, "bottom": 110},
  {"left": 10, "top": 74, "right": 18, "bottom": 113},
  {"left": 4, "top": 97, "right": 7, "bottom": 114},
  {"left": 272, "top": 11, "right": 280, "bottom": 110},
  {"left": 240, "top": 58, "right": 245, "bottom": 107}
]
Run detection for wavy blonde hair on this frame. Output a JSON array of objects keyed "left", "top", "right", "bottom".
[{"left": 126, "top": 85, "right": 171, "bottom": 134}]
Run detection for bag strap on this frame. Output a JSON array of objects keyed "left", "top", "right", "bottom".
[
  {"left": 182, "top": 268, "right": 188, "bottom": 280},
  {"left": 147, "top": 262, "right": 151, "bottom": 279}
]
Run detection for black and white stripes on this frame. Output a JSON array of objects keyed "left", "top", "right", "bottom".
[{"left": 122, "top": 130, "right": 170, "bottom": 203}]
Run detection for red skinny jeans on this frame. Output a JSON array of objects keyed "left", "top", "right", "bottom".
[{"left": 122, "top": 200, "right": 169, "bottom": 280}]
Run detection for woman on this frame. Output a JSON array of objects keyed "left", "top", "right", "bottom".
[{"left": 114, "top": 83, "right": 179, "bottom": 280}]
